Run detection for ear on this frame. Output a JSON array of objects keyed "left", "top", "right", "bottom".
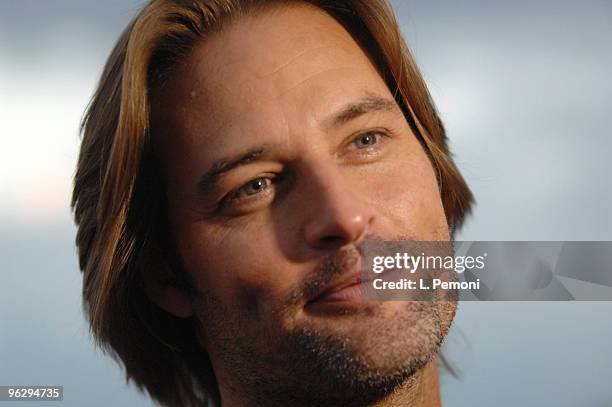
[{"left": 145, "top": 282, "right": 194, "bottom": 318}]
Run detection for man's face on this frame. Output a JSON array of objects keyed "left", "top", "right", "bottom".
[{"left": 153, "top": 3, "right": 454, "bottom": 403}]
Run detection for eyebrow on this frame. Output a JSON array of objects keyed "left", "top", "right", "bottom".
[
  {"left": 197, "top": 146, "right": 267, "bottom": 195},
  {"left": 196, "top": 93, "right": 398, "bottom": 195},
  {"left": 325, "top": 93, "right": 398, "bottom": 129}
]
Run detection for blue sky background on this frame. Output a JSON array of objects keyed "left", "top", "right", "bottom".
[{"left": 1, "top": 1, "right": 611, "bottom": 405}]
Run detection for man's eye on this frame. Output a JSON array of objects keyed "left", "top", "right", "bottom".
[
  {"left": 233, "top": 177, "right": 272, "bottom": 199},
  {"left": 216, "top": 175, "right": 278, "bottom": 215},
  {"left": 353, "top": 131, "right": 380, "bottom": 149},
  {"left": 340, "top": 129, "right": 393, "bottom": 162}
]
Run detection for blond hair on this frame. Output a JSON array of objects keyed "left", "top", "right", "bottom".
[{"left": 72, "top": 0, "right": 473, "bottom": 405}]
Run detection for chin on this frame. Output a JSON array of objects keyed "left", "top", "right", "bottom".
[{"left": 262, "top": 300, "right": 455, "bottom": 403}]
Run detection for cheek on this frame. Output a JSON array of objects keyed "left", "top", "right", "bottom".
[
  {"left": 372, "top": 148, "right": 447, "bottom": 237},
  {"left": 174, "top": 216, "right": 299, "bottom": 311}
]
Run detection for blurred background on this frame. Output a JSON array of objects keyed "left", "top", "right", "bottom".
[{"left": 1, "top": 0, "right": 611, "bottom": 405}]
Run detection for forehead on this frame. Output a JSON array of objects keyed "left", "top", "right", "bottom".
[{"left": 152, "top": 3, "right": 393, "bottom": 158}]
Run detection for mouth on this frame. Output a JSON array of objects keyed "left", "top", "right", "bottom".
[
  {"left": 304, "top": 260, "right": 375, "bottom": 313},
  {"left": 309, "top": 273, "right": 364, "bottom": 302}
]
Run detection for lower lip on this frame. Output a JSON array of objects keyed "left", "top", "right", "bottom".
[{"left": 305, "top": 282, "right": 372, "bottom": 313}]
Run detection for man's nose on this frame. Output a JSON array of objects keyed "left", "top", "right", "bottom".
[{"left": 301, "top": 165, "right": 375, "bottom": 251}]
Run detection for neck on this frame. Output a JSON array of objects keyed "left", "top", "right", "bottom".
[{"left": 217, "top": 358, "right": 441, "bottom": 407}]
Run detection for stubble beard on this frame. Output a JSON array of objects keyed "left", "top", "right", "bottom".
[
  {"left": 199, "top": 297, "right": 456, "bottom": 406},
  {"left": 195, "top": 236, "right": 456, "bottom": 406},
  {"left": 266, "top": 300, "right": 455, "bottom": 406}
]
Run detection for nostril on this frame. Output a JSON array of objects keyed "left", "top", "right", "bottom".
[{"left": 318, "top": 235, "right": 347, "bottom": 249}]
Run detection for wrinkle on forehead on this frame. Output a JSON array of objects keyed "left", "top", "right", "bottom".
[
  {"left": 191, "top": 65, "right": 367, "bottom": 138},
  {"left": 198, "top": 44, "right": 375, "bottom": 102},
  {"left": 256, "top": 45, "right": 343, "bottom": 79}
]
